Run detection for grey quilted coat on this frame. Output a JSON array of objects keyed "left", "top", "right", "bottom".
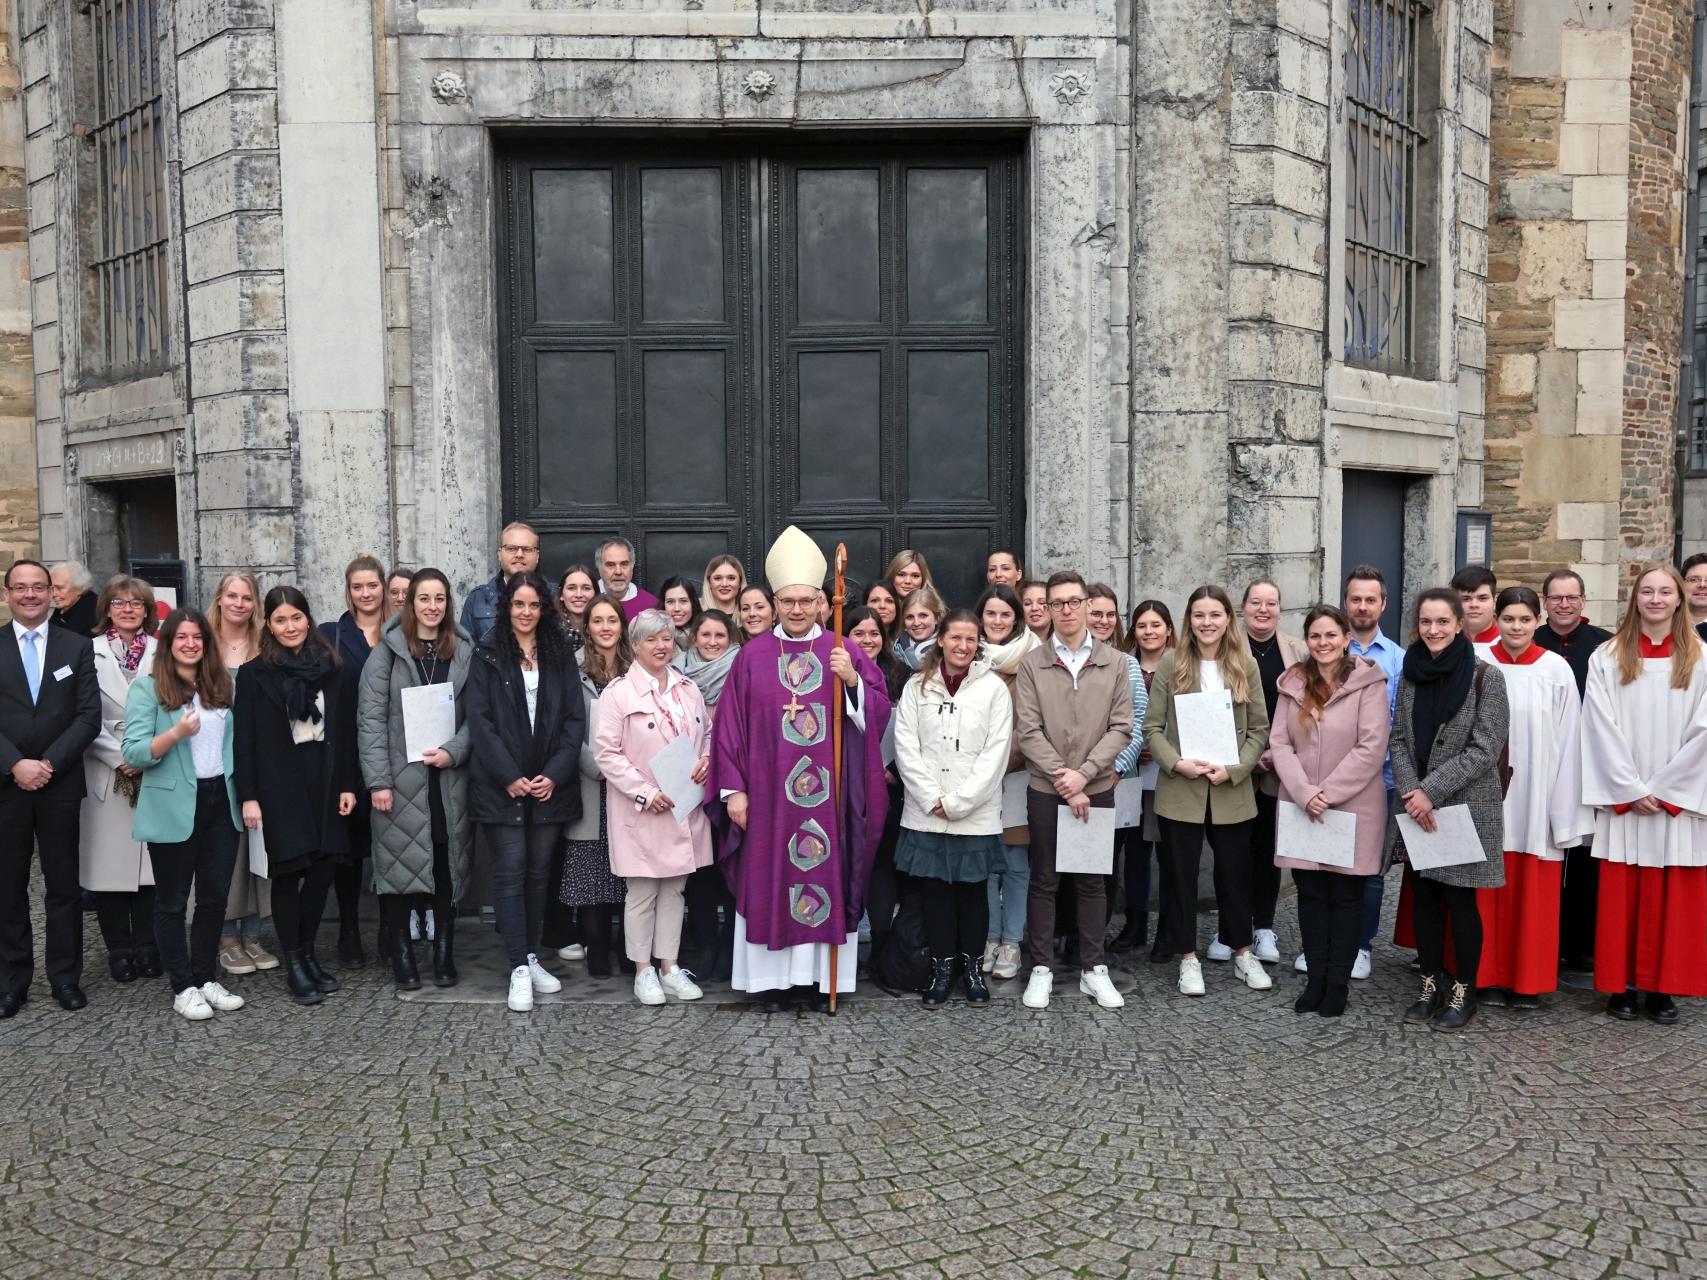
[
  {"left": 358, "top": 615, "right": 475, "bottom": 900},
  {"left": 1384, "top": 658, "right": 1509, "bottom": 889}
]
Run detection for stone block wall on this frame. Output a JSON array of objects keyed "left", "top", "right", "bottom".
[
  {"left": 1487, "top": 0, "right": 1692, "bottom": 618},
  {"left": 0, "top": 0, "right": 36, "bottom": 578}
]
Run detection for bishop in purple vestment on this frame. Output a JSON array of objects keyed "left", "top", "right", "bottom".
[{"left": 703, "top": 527, "right": 891, "bottom": 999}]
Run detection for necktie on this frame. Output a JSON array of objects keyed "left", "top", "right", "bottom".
[{"left": 22, "top": 630, "right": 40, "bottom": 704}]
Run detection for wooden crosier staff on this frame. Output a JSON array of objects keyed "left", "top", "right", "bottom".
[{"left": 829, "top": 543, "right": 847, "bottom": 1015}]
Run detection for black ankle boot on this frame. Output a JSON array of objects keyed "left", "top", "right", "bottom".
[
  {"left": 922, "top": 957, "right": 955, "bottom": 1009},
  {"left": 432, "top": 916, "right": 458, "bottom": 988},
  {"left": 337, "top": 918, "right": 367, "bottom": 968},
  {"left": 959, "top": 953, "right": 990, "bottom": 1007},
  {"left": 134, "top": 944, "right": 163, "bottom": 978},
  {"left": 1429, "top": 978, "right": 1475, "bottom": 1032},
  {"left": 1403, "top": 972, "right": 1443, "bottom": 1024},
  {"left": 108, "top": 951, "right": 138, "bottom": 984},
  {"left": 1294, "top": 977, "right": 1326, "bottom": 1014},
  {"left": 1645, "top": 991, "right": 1679, "bottom": 1025},
  {"left": 301, "top": 948, "right": 341, "bottom": 994},
  {"left": 387, "top": 926, "right": 421, "bottom": 991},
  {"left": 1318, "top": 983, "right": 1349, "bottom": 1017},
  {"left": 282, "top": 950, "right": 325, "bottom": 1006}
]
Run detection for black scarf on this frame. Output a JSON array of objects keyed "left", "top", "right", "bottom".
[
  {"left": 1404, "top": 632, "right": 1475, "bottom": 774},
  {"left": 272, "top": 648, "right": 336, "bottom": 724}
]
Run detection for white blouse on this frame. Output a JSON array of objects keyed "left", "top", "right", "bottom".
[{"left": 189, "top": 694, "right": 228, "bottom": 780}]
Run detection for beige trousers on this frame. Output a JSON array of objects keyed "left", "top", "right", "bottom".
[{"left": 623, "top": 874, "right": 689, "bottom": 965}]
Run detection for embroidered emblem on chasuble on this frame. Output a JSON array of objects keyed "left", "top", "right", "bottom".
[
  {"left": 782, "top": 702, "right": 826, "bottom": 746},
  {"left": 790, "top": 883, "right": 833, "bottom": 927},
  {"left": 789, "top": 819, "right": 830, "bottom": 871},
  {"left": 785, "top": 757, "right": 830, "bottom": 807}
]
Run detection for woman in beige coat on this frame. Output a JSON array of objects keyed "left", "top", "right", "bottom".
[
  {"left": 1141, "top": 585, "right": 1271, "bottom": 999},
  {"left": 79, "top": 575, "right": 160, "bottom": 984}
]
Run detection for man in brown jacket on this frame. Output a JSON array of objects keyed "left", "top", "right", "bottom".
[{"left": 1012, "top": 571, "right": 1133, "bottom": 1011}]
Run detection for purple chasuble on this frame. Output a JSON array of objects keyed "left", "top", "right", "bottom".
[{"left": 705, "top": 631, "right": 891, "bottom": 949}]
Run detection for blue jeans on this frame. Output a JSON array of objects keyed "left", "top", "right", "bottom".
[
  {"left": 488, "top": 818, "right": 562, "bottom": 968},
  {"left": 985, "top": 843, "right": 1030, "bottom": 944},
  {"left": 1359, "top": 788, "right": 1397, "bottom": 951}
]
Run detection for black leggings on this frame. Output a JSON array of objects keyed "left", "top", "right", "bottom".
[
  {"left": 272, "top": 861, "right": 337, "bottom": 953},
  {"left": 1411, "top": 877, "right": 1482, "bottom": 984},
  {"left": 922, "top": 879, "right": 988, "bottom": 959}
]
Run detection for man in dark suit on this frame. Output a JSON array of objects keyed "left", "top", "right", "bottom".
[{"left": 0, "top": 559, "right": 101, "bottom": 1016}]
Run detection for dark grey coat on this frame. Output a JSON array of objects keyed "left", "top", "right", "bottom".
[
  {"left": 1385, "top": 659, "right": 1509, "bottom": 888},
  {"left": 357, "top": 616, "right": 474, "bottom": 900}
]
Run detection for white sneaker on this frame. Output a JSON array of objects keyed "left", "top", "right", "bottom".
[
  {"left": 659, "top": 967, "right": 703, "bottom": 1001},
  {"left": 1352, "top": 948, "right": 1372, "bottom": 980},
  {"left": 198, "top": 981, "right": 245, "bottom": 1012},
  {"left": 1022, "top": 966, "right": 1053, "bottom": 1009},
  {"left": 557, "top": 943, "right": 586, "bottom": 962},
  {"left": 173, "top": 987, "right": 213, "bottom": 1021},
  {"left": 1205, "top": 936, "right": 1234, "bottom": 961},
  {"left": 992, "top": 943, "right": 1021, "bottom": 980},
  {"left": 1079, "top": 965, "right": 1125, "bottom": 1009},
  {"left": 980, "top": 940, "right": 999, "bottom": 973},
  {"left": 507, "top": 966, "right": 534, "bottom": 1012},
  {"left": 1233, "top": 951, "right": 1273, "bottom": 990},
  {"left": 526, "top": 954, "right": 562, "bottom": 994},
  {"left": 1294, "top": 952, "right": 1308, "bottom": 973},
  {"left": 1252, "top": 928, "right": 1281, "bottom": 963},
  {"left": 1178, "top": 955, "right": 1206, "bottom": 996},
  {"left": 634, "top": 968, "right": 666, "bottom": 1006}
]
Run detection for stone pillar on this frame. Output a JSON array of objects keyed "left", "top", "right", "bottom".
[
  {"left": 177, "top": 0, "right": 294, "bottom": 596},
  {"left": 1488, "top": 0, "right": 1691, "bottom": 619},
  {"left": 275, "top": 0, "right": 390, "bottom": 607},
  {"left": 0, "top": 0, "right": 35, "bottom": 576}
]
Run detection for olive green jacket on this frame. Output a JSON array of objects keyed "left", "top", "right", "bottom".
[{"left": 1141, "top": 650, "right": 1270, "bottom": 825}]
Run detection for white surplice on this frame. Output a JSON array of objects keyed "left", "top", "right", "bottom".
[
  {"left": 1581, "top": 644, "right": 1707, "bottom": 868},
  {"left": 1496, "top": 649, "right": 1593, "bottom": 861}
]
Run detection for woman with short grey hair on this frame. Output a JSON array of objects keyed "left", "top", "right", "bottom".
[{"left": 593, "top": 608, "right": 713, "bottom": 1006}]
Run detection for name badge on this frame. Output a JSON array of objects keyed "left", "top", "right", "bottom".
[{"left": 53, "top": 665, "right": 72, "bottom": 682}]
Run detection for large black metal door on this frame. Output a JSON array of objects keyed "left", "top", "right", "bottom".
[
  {"left": 497, "top": 138, "right": 1023, "bottom": 605},
  {"left": 1340, "top": 469, "right": 1407, "bottom": 638}
]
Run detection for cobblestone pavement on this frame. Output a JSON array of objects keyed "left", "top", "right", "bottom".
[{"left": 3, "top": 881, "right": 1706, "bottom": 1280}]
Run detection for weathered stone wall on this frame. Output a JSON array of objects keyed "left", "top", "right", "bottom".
[
  {"left": 1488, "top": 0, "right": 1691, "bottom": 618},
  {"left": 0, "top": 0, "right": 35, "bottom": 578}
]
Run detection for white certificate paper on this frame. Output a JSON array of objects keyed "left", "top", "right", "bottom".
[
  {"left": 401, "top": 682, "right": 456, "bottom": 761},
  {"left": 1176, "top": 689, "right": 1240, "bottom": 766},
  {"left": 1055, "top": 805, "right": 1116, "bottom": 874},
  {"left": 1000, "top": 771, "right": 1030, "bottom": 828},
  {"left": 248, "top": 823, "right": 268, "bottom": 878},
  {"left": 1114, "top": 777, "right": 1145, "bottom": 830},
  {"left": 1138, "top": 760, "right": 1160, "bottom": 790},
  {"left": 1397, "top": 805, "right": 1485, "bottom": 870},
  {"left": 1275, "top": 800, "right": 1357, "bottom": 869},
  {"left": 649, "top": 732, "right": 705, "bottom": 826}
]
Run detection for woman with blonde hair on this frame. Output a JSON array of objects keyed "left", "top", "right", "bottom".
[
  {"left": 207, "top": 570, "right": 278, "bottom": 978},
  {"left": 896, "top": 586, "right": 946, "bottom": 670},
  {"left": 1582, "top": 562, "right": 1707, "bottom": 1025},
  {"left": 884, "top": 550, "right": 934, "bottom": 600},
  {"left": 1141, "top": 584, "right": 1272, "bottom": 998},
  {"left": 700, "top": 555, "right": 746, "bottom": 615}
]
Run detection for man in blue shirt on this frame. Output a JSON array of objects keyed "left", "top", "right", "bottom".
[{"left": 1334, "top": 565, "right": 1404, "bottom": 980}]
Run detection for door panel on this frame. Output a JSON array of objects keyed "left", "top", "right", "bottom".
[
  {"left": 1340, "top": 469, "right": 1407, "bottom": 639},
  {"left": 498, "top": 138, "right": 1023, "bottom": 603}
]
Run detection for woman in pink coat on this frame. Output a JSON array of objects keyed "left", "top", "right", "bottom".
[
  {"left": 1269, "top": 605, "right": 1392, "bottom": 1018},
  {"left": 594, "top": 610, "right": 714, "bottom": 1007}
]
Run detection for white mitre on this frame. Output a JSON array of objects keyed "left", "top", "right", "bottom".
[{"left": 765, "top": 525, "right": 828, "bottom": 593}]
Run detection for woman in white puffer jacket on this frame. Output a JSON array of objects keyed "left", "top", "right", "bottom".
[{"left": 893, "top": 609, "right": 1015, "bottom": 1009}]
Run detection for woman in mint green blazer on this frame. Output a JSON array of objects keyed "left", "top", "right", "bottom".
[{"left": 122, "top": 609, "right": 245, "bottom": 1022}]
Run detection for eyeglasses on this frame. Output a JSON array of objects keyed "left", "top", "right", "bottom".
[
  {"left": 110, "top": 599, "right": 146, "bottom": 609},
  {"left": 776, "top": 596, "right": 818, "bottom": 611},
  {"left": 1087, "top": 610, "right": 1118, "bottom": 623},
  {"left": 501, "top": 543, "right": 539, "bottom": 555},
  {"left": 1047, "top": 598, "right": 1085, "bottom": 613},
  {"left": 1544, "top": 594, "right": 1583, "bottom": 604}
]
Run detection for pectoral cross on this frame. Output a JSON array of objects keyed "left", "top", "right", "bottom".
[{"left": 783, "top": 690, "right": 804, "bottom": 718}]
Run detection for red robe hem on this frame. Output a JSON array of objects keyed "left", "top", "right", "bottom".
[
  {"left": 1476, "top": 853, "right": 1561, "bottom": 994},
  {"left": 1594, "top": 861, "right": 1707, "bottom": 996}
]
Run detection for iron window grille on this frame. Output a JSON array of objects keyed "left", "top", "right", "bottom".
[
  {"left": 1344, "top": 0, "right": 1430, "bottom": 375},
  {"left": 85, "top": 0, "right": 170, "bottom": 376}
]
